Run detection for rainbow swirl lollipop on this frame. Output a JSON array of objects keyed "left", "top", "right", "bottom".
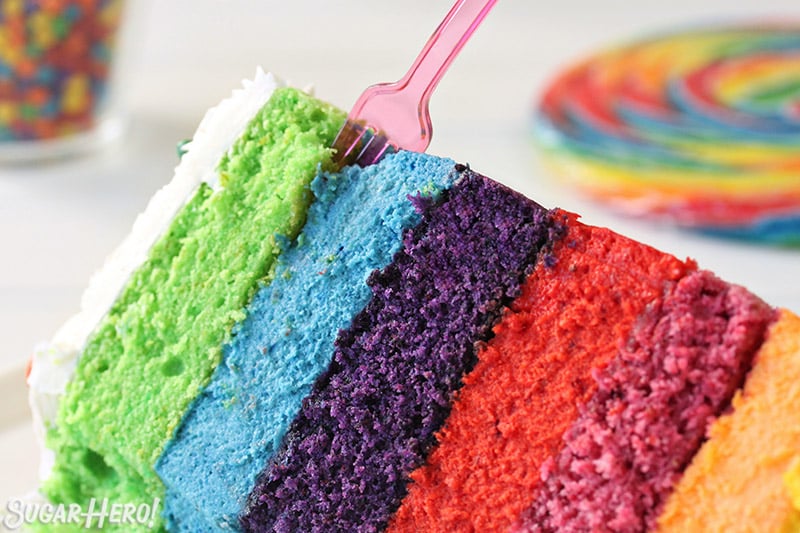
[{"left": 535, "top": 24, "right": 800, "bottom": 245}]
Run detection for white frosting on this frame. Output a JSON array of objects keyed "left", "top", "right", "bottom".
[{"left": 27, "top": 68, "right": 283, "bottom": 480}]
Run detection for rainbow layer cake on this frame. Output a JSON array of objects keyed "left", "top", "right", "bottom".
[{"left": 28, "top": 70, "right": 800, "bottom": 532}]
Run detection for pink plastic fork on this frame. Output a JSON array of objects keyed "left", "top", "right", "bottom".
[{"left": 331, "top": 0, "right": 498, "bottom": 168}]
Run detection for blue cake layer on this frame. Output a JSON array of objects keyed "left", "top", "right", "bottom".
[{"left": 155, "top": 152, "right": 457, "bottom": 531}]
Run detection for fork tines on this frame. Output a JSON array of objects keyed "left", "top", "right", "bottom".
[{"left": 331, "top": 119, "right": 395, "bottom": 170}]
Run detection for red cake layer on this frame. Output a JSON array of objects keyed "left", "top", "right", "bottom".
[{"left": 388, "top": 212, "right": 692, "bottom": 532}]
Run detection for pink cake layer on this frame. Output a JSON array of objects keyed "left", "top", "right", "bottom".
[
  {"left": 658, "top": 308, "right": 800, "bottom": 531},
  {"left": 518, "top": 269, "right": 773, "bottom": 531}
]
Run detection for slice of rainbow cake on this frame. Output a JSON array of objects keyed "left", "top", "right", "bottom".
[{"left": 28, "top": 70, "right": 800, "bottom": 532}]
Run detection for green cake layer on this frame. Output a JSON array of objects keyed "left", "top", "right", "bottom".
[{"left": 42, "top": 88, "right": 345, "bottom": 530}]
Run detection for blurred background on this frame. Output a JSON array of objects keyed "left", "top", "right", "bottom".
[{"left": 1, "top": 0, "right": 799, "bottom": 507}]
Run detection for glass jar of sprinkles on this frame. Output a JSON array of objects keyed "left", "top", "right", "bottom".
[{"left": 0, "top": 0, "right": 126, "bottom": 163}]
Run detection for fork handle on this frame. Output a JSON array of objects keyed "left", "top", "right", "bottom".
[
  {"left": 399, "top": 0, "right": 498, "bottom": 105},
  {"left": 344, "top": 0, "right": 498, "bottom": 155}
]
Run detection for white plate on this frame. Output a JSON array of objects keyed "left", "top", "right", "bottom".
[{"left": 0, "top": 360, "right": 40, "bottom": 526}]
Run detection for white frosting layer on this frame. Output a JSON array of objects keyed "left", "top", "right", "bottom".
[{"left": 27, "top": 69, "right": 283, "bottom": 478}]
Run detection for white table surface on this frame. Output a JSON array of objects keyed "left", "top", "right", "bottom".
[{"left": 2, "top": 0, "right": 799, "bottom": 512}]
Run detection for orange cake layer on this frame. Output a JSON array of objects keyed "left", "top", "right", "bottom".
[
  {"left": 388, "top": 212, "right": 691, "bottom": 532},
  {"left": 657, "top": 309, "right": 800, "bottom": 532}
]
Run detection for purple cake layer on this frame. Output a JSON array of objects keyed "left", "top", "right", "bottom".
[
  {"left": 516, "top": 270, "right": 774, "bottom": 532},
  {"left": 241, "top": 167, "right": 562, "bottom": 532}
]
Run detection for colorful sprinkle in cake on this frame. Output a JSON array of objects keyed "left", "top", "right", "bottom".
[
  {"left": 28, "top": 70, "right": 800, "bottom": 532},
  {"left": 535, "top": 24, "right": 800, "bottom": 245}
]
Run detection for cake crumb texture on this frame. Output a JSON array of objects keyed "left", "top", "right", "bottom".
[
  {"left": 519, "top": 270, "right": 774, "bottom": 532},
  {"left": 658, "top": 308, "right": 800, "bottom": 533},
  {"left": 42, "top": 87, "right": 344, "bottom": 531},
  {"left": 156, "top": 152, "right": 456, "bottom": 532},
  {"left": 241, "top": 169, "right": 556, "bottom": 533},
  {"left": 388, "top": 212, "right": 691, "bottom": 532}
]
